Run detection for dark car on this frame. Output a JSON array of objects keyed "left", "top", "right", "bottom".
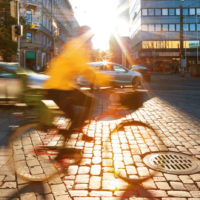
[
  {"left": 0, "top": 62, "right": 49, "bottom": 104},
  {"left": 130, "top": 65, "right": 151, "bottom": 82}
]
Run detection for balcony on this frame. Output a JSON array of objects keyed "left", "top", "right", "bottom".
[{"left": 26, "top": 0, "right": 38, "bottom": 10}]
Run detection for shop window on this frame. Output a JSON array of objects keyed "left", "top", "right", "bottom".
[
  {"left": 169, "top": 24, "right": 175, "bottom": 31},
  {"left": 162, "top": 24, "right": 168, "bottom": 31},
  {"left": 176, "top": 8, "right": 180, "bottom": 15},
  {"left": 142, "top": 9, "right": 147, "bottom": 16},
  {"left": 169, "top": 8, "right": 175, "bottom": 16},
  {"left": 155, "top": 8, "right": 161, "bottom": 16},
  {"left": 189, "top": 8, "right": 195, "bottom": 15},
  {"left": 26, "top": 32, "right": 32, "bottom": 43},
  {"left": 162, "top": 8, "right": 168, "bottom": 16},
  {"left": 148, "top": 8, "right": 154, "bottom": 16},
  {"left": 183, "top": 8, "right": 188, "bottom": 16},
  {"left": 155, "top": 24, "right": 161, "bottom": 31},
  {"left": 190, "top": 24, "right": 195, "bottom": 31},
  {"left": 183, "top": 24, "right": 189, "bottom": 31}
]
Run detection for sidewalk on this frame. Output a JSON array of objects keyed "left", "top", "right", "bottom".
[{"left": 1, "top": 90, "right": 200, "bottom": 199}]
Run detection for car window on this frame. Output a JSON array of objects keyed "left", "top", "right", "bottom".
[
  {"left": 99, "top": 64, "right": 113, "bottom": 71},
  {"left": 113, "top": 65, "right": 126, "bottom": 72},
  {"left": 0, "top": 69, "right": 17, "bottom": 78}
]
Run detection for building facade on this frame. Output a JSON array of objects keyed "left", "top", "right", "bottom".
[
  {"left": 129, "top": 0, "right": 200, "bottom": 72},
  {"left": 19, "top": 0, "right": 79, "bottom": 71}
]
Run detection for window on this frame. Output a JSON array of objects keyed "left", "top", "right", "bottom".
[
  {"left": 197, "top": 24, "right": 200, "bottom": 31},
  {"left": 26, "top": 32, "right": 32, "bottom": 43},
  {"left": 149, "top": 24, "right": 154, "bottom": 32},
  {"left": 176, "top": 24, "right": 180, "bottom": 31},
  {"left": 155, "top": 24, "right": 161, "bottom": 31},
  {"left": 197, "top": 8, "right": 200, "bottom": 16},
  {"left": 142, "top": 9, "right": 147, "bottom": 16},
  {"left": 183, "top": 8, "right": 188, "bottom": 16},
  {"left": 183, "top": 24, "right": 189, "bottom": 31},
  {"left": 176, "top": 8, "right": 180, "bottom": 15},
  {"left": 162, "top": 8, "right": 168, "bottom": 16},
  {"left": 169, "top": 8, "right": 175, "bottom": 16},
  {"left": 26, "top": 10, "right": 32, "bottom": 24},
  {"left": 148, "top": 8, "right": 154, "bottom": 16},
  {"left": 155, "top": 8, "right": 161, "bottom": 16},
  {"left": 169, "top": 24, "right": 175, "bottom": 31},
  {"left": 162, "top": 24, "right": 168, "bottom": 31},
  {"left": 113, "top": 65, "right": 126, "bottom": 72},
  {"left": 141, "top": 24, "right": 148, "bottom": 31},
  {"left": 189, "top": 8, "right": 195, "bottom": 15},
  {"left": 190, "top": 24, "right": 195, "bottom": 31}
]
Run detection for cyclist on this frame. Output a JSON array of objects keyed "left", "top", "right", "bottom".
[{"left": 43, "top": 26, "right": 111, "bottom": 135}]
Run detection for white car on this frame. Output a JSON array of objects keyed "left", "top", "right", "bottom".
[
  {"left": 77, "top": 61, "right": 143, "bottom": 89},
  {"left": 0, "top": 62, "right": 49, "bottom": 104}
]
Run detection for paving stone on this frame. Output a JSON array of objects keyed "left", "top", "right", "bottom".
[
  {"left": 20, "top": 192, "right": 37, "bottom": 200},
  {"left": 190, "top": 191, "right": 200, "bottom": 198},
  {"left": 69, "top": 189, "right": 88, "bottom": 197},
  {"left": 54, "top": 194, "right": 71, "bottom": 200},
  {"left": 167, "top": 191, "right": 191, "bottom": 197},
  {"left": 89, "top": 190, "right": 113, "bottom": 196},
  {"left": 51, "top": 184, "right": 68, "bottom": 195},
  {"left": 170, "top": 181, "right": 186, "bottom": 190},
  {"left": 179, "top": 175, "right": 194, "bottom": 184},
  {"left": 74, "top": 198, "right": 99, "bottom": 200},
  {"left": 0, "top": 189, "right": 18, "bottom": 197},
  {"left": 75, "top": 175, "right": 89, "bottom": 184}
]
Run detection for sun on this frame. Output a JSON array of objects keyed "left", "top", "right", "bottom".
[{"left": 70, "top": 0, "right": 120, "bottom": 51}]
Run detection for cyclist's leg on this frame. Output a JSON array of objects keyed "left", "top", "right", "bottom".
[{"left": 69, "top": 89, "right": 95, "bottom": 130}]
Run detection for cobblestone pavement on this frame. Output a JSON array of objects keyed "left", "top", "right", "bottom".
[{"left": 0, "top": 74, "right": 200, "bottom": 200}]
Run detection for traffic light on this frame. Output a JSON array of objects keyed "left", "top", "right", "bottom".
[{"left": 11, "top": 25, "right": 23, "bottom": 42}]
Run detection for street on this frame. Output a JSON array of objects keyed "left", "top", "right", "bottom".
[{"left": 0, "top": 73, "right": 200, "bottom": 200}]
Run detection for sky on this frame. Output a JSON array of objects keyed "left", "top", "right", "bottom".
[{"left": 69, "top": 0, "right": 129, "bottom": 51}]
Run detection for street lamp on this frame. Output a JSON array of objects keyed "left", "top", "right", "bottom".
[{"left": 179, "top": 0, "right": 186, "bottom": 76}]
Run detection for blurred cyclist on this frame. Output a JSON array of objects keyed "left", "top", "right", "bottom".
[{"left": 43, "top": 25, "right": 111, "bottom": 135}]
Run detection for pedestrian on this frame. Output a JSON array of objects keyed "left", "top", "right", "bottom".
[{"left": 43, "top": 25, "right": 111, "bottom": 133}]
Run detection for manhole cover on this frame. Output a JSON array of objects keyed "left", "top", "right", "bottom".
[{"left": 143, "top": 151, "right": 200, "bottom": 175}]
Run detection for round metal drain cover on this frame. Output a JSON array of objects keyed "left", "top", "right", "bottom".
[{"left": 143, "top": 151, "right": 200, "bottom": 175}]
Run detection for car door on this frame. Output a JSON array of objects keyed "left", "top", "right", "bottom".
[
  {"left": 97, "top": 64, "right": 116, "bottom": 86},
  {"left": 0, "top": 68, "right": 22, "bottom": 102},
  {"left": 112, "top": 64, "right": 133, "bottom": 86},
  {"left": 0, "top": 68, "right": 7, "bottom": 100}
]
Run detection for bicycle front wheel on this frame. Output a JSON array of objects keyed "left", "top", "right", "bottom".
[{"left": 8, "top": 123, "right": 63, "bottom": 181}]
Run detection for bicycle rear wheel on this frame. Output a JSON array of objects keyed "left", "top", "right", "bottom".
[{"left": 8, "top": 123, "right": 64, "bottom": 181}]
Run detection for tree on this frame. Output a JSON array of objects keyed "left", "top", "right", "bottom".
[{"left": 0, "top": 0, "right": 17, "bottom": 61}]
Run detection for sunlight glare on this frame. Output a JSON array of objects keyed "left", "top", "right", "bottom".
[{"left": 70, "top": 0, "right": 119, "bottom": 51}]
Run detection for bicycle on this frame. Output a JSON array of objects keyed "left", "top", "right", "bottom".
[
  {"left": 8, "top": 87, "right": 93, "bottom": 182},
  {"left": 8, "top": 86, "right": 160, "bottom": 200}
]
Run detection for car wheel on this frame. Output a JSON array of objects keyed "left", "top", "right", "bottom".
[{"left": 132, "top": 77, "right": 142, "bottom": 89}]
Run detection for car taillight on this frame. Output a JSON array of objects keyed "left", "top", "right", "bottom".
[{"left": 147, "top": 71, "right": 151, "bottom": 74}]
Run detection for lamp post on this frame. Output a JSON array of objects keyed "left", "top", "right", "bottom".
[
  {"left": 180, "top": 0, "right": 186, "bottom": 76},
  {"left": 16, "top": 0, "right": 21, "bottom": 65}
]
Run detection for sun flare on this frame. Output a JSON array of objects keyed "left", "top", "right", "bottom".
[{"left": 70, "top": 0, "right": 120, "bottom": 51}]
